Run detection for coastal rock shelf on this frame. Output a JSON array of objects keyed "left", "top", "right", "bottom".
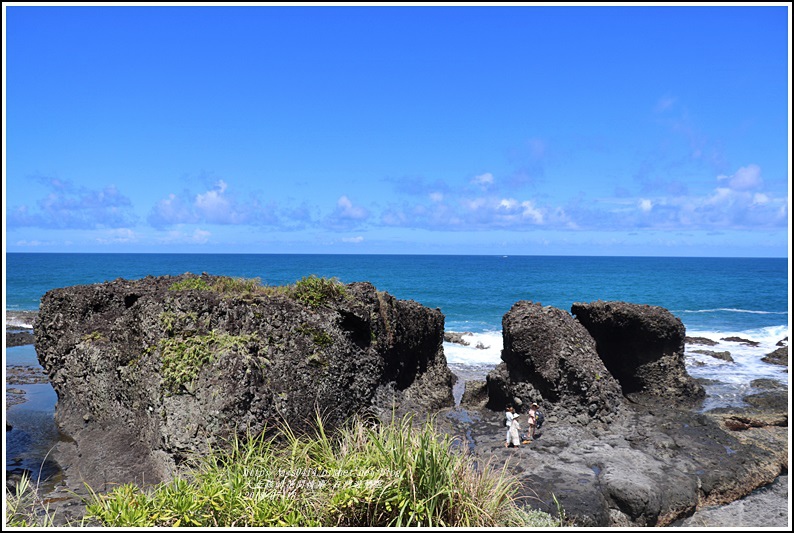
[{"left": 30, "top": 276, "right": 788, "bottom": 527}]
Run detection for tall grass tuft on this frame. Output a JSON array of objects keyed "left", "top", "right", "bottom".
[
  {"left": 5, "top": 473, "right": 57, "bottom": 527},
  {"left": 84, "top": 413, "right": 559, "bottom": 527}
]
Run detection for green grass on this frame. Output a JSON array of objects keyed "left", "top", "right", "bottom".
[
  {"left": 168, "top": 277, "right": 213, "bottom": 291},
  {"left": 291, "top": 275, "right": 347, "bottom": 308},
  {"left": 83, "top": 413, "right": 561, "bottom": 527},
  {"left": 5, "top": 473, "right": 57, "bottom": 527},
  {"left": 167, "top": 274, "right": 347, "bottom": 309}
]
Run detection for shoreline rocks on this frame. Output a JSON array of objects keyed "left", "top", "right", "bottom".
[
  {"left": 8, "top": 283, "right": 789, "bottom": 527},
  {"left": 34, "top": 274, "right": 455, "bottom": 490},
  {"left": 458, "top": 299, "right": 786, "bottom": 526},
  {"left": 486, "top": 301, "right": 624, "bottom": 427},
  {"left": 571, "top": 301, "right": 705, "bottom": 403},
  {"left": 762, "top": 346, "right": 788, "bottom": 367},
  {"left": 438, "top": 384, "right": 788, "bottom": 526}
]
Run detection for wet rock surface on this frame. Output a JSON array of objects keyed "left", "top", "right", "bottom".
[
  {"left": 686, "top": 336, "right": 719, "bottom": 346},
  {"left": 762, "top": 346, "right": 788, "bottom": 367},
  {"left": 691, "top": 349, "right": 734, "bottom": 362},
  {"left": 6, "top": 330, "right": 35, "bottom": 347}
]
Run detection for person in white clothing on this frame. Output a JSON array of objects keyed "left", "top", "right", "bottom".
[{"left": 504, "top": 405, "right": 521, "bottom": 448}]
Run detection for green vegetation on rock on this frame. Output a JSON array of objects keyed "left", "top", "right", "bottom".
[
  {"left": 291, "top": 275, "right": 347, "bottom": 308},
  {"left": 167, "top": 274, "right": 347, "bottom": 308},
  {"left": 158, "top": 330, "right": 258, "bottom": 393}
]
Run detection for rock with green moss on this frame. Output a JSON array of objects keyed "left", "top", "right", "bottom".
[{"left": 34, "top": 273, "right": 454, "bottom": 489}]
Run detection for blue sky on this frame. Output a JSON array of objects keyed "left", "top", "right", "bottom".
[{"left": 3, "top": 3, "right": 791, "bottom": 256}]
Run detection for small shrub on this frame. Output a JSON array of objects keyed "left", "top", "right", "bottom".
[
  {"left": 211, "top": 276, "right": 268, "bottom": 298},
  {"left": 297, "top": 324, "right": 334, "bottom": 348},
  {"left": 168, "top": 277, "right": 212, "bottom": 291},
  {"left": 291, "top": 275, "right": 346, "bottom": 308}
]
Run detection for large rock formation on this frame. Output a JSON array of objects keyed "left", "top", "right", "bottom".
[
  {"left": 465, "top": 299, "right": 785, "bottom": 526},
  {"left": 486, "top": 301, "right": 624, "bottom": 427},
  {"left": 571, "top": 300, "right": 705, "bottom": 403},
  {"left": 34, "top": 274, "right": 454, "bottom": 490}
]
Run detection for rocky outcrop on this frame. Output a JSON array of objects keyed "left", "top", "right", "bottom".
[
  {"left": 721, "top": 336, "right": 760, "bottom": 347},
  {"left": 437, "top": 380, "right": 788, "bottom": 527},
  {"left": 762, "top": 346, "right": 788, "bottom": 367},
  {"left": 486, "top": 301, "right": 624, "bottom": 427},
  {"left": 470, "top": 299, "right": 785, "bottom": 526},
  {"left": 34, "top": 274, "right": 454, "bottom": 490},
  {"left": 460, "top": 379, "right": 488, "bottom": 408},
  {"left": 444, "top": 331, "right": 472, "bottom": 346},
  {"left": 571, "top": 301, "right": 705, "bottom": 403},
  {"left": 691, "top": 349, "right": 734, "bottom": 362},
  {"left": 686, "top": 336, "right": 719, "bottom": 346},
  {"left": 6, "top": 331, "right": 35, "bottom": 347}
]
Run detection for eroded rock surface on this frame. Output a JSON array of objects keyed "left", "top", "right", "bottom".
[
  {"left": 571, "top": 300, "right": 705, "bottom": 403},
  {"left": 34, "top": 274, "right": 454, "bottom": 490},
  {"left": 486, "top": 301, "right": 624, "bottom": 427}
]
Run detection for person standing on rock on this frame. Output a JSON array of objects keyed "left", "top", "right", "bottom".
[
  {"left": 505, "top": 405, "right": 521, "bottom": 447},
  {"left": 524, "top": 402, "right": 539, "bottom": 443}
]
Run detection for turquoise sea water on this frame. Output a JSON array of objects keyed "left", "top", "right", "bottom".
[{"left": 3, "top": 253, "right": 790, "bottom": 481}]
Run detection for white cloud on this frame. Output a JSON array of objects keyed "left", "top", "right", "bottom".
[
  {"left": 159, "top": 228, "right": 211, "bottom": 244},
  {"left": 705, "top": 187, "right": 734, "bottom": 206},
  {"left": 520, "top": 201, "right": 544, "bottom": 223},
  {"left": 639, "top": 199, "right": 653, "bottom": 212},
  {"left": 465, "top": 197, "right": 488, "bottom": 210},
  {"left": 336, "top": 196, "right": 368, "bottom": 220},
  {"left": 342, "top": 236, "right": 364, "bottom": 243},
  {"left": 195, "top": 180, "right": 242, "bottom": 224},
  {"left": 498, "top": 198, "right": 518, "bottom": 210},
  {"left": 752, "top": 193, "right": 769, "bottom": 205},
  {"left": 717, "top": 164, "right": 762, "bottom": 191},
  {"left": 471, "top": 172, "right": 494, "bottom": 188},
  {"left": 429, "top": 192, "right": 444, "bottom": 202}
]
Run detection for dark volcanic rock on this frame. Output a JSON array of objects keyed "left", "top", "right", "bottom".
[
  {"left": 761, "top": 346, "right": 788, "bottom": 367},
  {"left": 34, "top": 274, "right": 454, "bottom": 490},
  {"left": 691, "top": 349, "right": 734, "bottom": 362},
  {"left": 444, "top": 331, "right": 472, "bottom": 346},
  {"left": 459, "top": 379, "right": 488, "bottom": 408},
  {"left": 685, "top": 336, "right": 719, "bottom": 346},
  {"left": 6, "top": 331, "right": 35, "bottom": 347},
  {"left": 721, "top": 336, "right": 760, "bottom": 347},
  {"left": 486, "top": 301, "right": 624, "bottom": 427},
  {"left": 435, "top": 392, "right": 788, "bottom": 527},
  {"left": 571, "top": 301, "right": 705, "bottom": 404}
]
